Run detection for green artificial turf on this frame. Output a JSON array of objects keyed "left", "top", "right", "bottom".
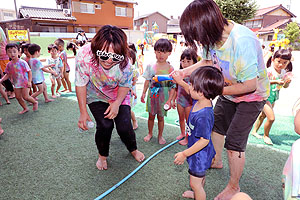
[{"left": 0, "top": 75, "right": 297, "bottom": 199}]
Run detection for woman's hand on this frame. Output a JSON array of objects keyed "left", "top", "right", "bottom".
[
  {"left": 277, "top": 79, "right": 284, "bottom": 85},
  {"left": 104, "top": 101, "right": 120, "bottom": 119},
  {"left": 141, "top": 93, "right": 146, "bottom": 103},
  {"left": 171, "top": 70, "right": 185, "bottom": 84},
  {"left": 174, "top": 151, "right": 187, "bottom": 165},
  {"left": 78, "top": 112, "right": 92, "bottom": 130}
]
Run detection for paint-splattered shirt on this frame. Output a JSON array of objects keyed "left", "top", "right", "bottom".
[
  {"left": 59, "top": 50, "right": 70, "bottom": 72},
  {"left": 202, "top": 21, "right": 270, "bottom": 103},
  {"left": 4, "top": 59, "right": 30, "bottom": 88},
  {"left": 29, "top": 58, "right": 45, "bottom": 84},
  {"left": 75, "top": 44, "right": 133, "bottom": 105},
  {"left": 47, "top": 57, "right": 63, "bottom": 79}
]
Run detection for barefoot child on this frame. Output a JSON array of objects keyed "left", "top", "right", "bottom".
[
  {"left": 0, "top": 68, "right": 10, "bottom": 105},
  {"left": 141, "top": 38, "right": 176, "bottom": 144},
  {"left": 28, "top": 44, "right": 57, "bottom": 103},
  {"left": 175, "top": 48, "right": 197, "bottom": 146},
  {"left": 0, "top": 43, "right": 38, "bottom": 114},
  {"left": 47, "top": 44, "right": 63, "bottom": 98},
  {"left": 55, "top": 39, "right": 72, "bottom": 93},
  {"left": 252, "top": 49, "right": 293, "bottom": 145},
  {"left": 128, "top": 48, "right": 139, "bottom": 130},
  {"left": 173, "top": 66, "right": 224, "bottom": 200}
]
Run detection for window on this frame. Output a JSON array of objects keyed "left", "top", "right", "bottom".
[
  {"left": 41, "top": 26, "right": 67, "bottom": 33},
  {"left": 4, "top": 12, "right": 13, "bottom": 17},
  {"left": 115, "top": 7, "right": 132, "bottom": 17},
  {"left": 253, "top": 20, "right": 262, "bottom": 28},
  {"left": 89, "top": 28, "right": 96, "bottom": 33},
  {"left": 80, "top": 3, "right": 95, "bottom": 14},
  {"left": 267, "top": 35, "right": 273, "bottom": 41}
]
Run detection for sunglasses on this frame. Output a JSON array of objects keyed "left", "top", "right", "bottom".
[{"left": 96, "top": 50, "right": 124, "bottom": 62}]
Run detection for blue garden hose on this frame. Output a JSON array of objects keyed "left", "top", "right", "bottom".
[{"left": 94, "top": 139, "right": 182, "bottom": 200}]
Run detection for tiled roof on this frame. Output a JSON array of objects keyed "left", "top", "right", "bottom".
[
  {"left": 256, "top": 18, "right": 291, "bottom": 34},
  {"left": 110, "top": 0, "right": 137, "bottom": 4},
  {"left": 19, "top": 6, "right": 76, "bottom": 21},
  {"left": 134, "top": 12, "right": 169, "bottom": 21},
  {"left": 255, "top": 4, "right": 296, "bottom": 18}
]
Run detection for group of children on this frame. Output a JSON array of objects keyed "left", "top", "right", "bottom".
[{"left": 0, "top": 38, "right": 72, "bottom": 132}]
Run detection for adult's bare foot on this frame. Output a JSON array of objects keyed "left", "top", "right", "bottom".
[
  {"left": 144, "top": 134, "right": 152, "bottom": 142},
  {"left": 158, "top": 136, "right": 166, "bottom": 145},
  {"left": 251, "top": 131, "right": 263, "bottom": 139},
  {"left": 182, "top": 190, "right": 195, "bottom": 199},
  {"left": 214, "top": 184, "right": 240, "bottom": 200},
  {"left": 131, "top": 150, "right": 145, "bottom": 163},
  {"left": 19, "top": 109, "right": 29, "bottom": 114},
  {"left": 210, "top": 158, "right": 223, "bottom": 169},
  {"left": 96, "top": 156, "right": 108, "bottom": 170}
]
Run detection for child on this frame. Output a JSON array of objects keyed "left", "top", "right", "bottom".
[
  {"left": 252, "top": 49, "right": 293, "bottom": 145},
  {"left": 0, "top": 43, "right": 38, "bottom": 114},
  {"left": 128, "top": 48, "right": 139, "bottom": 130},
  {"left": 47, "top": 44, "right": 63, "bottom": 98},
  {"left": 175, "top": 48, "right": 197, "bottom": 146},
  {"left": 0, "top": 118, "right": 3, "bottom": 135},
  {"left": 55, "top": 39, "right": 72, "bottom": 93},
  {"left": 28, "top": 44, "right": 57, "bottom": 102},
  {"left": 141, "top": 38, "right": 176, "bottom": 144},
  {"left": 66, "top": 42, "right": 79, "bottom": 56},
  {"left": 0, "top": 68, "right": 10, "bottom": 105},
  {"left": 173, "top": 66, "right": 224, "bottom": 200}
]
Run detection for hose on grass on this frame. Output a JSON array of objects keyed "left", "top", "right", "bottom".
[{"left": 94, "top": 138, "right": 182, "bottom": 200}]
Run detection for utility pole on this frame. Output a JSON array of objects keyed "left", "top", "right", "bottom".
[{"left": 14, "top": 0, "right": 18, "bottom": 19}]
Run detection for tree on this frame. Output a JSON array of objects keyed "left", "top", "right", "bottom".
[
  {"left": 216, "top": 0, "right": 258, "bottom": 24},
  {"left": 283, "top": 22, "right": 300, "bottom": 44}
]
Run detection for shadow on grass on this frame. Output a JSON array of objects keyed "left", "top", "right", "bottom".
[{"left": 0, "top": 95, "right": 288, "bottom": 200}]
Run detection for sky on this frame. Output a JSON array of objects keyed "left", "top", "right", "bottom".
[{"left": 1, "top": 0, "right": 300, "bottom": 21}]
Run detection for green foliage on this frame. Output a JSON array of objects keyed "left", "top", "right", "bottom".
[
  {"left": 283, "top": 22, "right": 300, "bottom": 44},
  {"left": 216, "top": 0, "right": 258, "bottom": 24}
]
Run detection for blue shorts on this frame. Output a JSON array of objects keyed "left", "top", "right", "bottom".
[{"left": 188, "top": 169, "right": 206, "bottom": 178}]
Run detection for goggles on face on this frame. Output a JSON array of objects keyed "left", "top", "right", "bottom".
[{"left": 96, "top": 50, "right": 124, "bottom": 62}]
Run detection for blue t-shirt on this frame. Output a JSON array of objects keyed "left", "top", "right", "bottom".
[{"left": 186, "top": 105, "right": 215, "bottom": 173}]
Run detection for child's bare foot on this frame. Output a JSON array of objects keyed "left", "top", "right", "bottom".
[
  {"left": 8, "top": 93, "right": 15, "bottom": 99},
  {"left": 45, "top": 99, "right": 54, "bottom": 103},
  {"left": 51, "top": 95, "right": 57, "bottom": 98},
  {"left": 131, "top": 150, "right": 145, "bottom": 163},
  {"left": 61, "top": 89, "right": 68, "bottom": 92},
  {"left": 158, "top": 136, "right": 166, "bottom": 145},
  {"left": 179, "top": 137, "right": 188, "bottom": 145},
  {"left": 210, "top": 158, "right": 223, "bottom": 169},
  {"left": 66, "top": 90, "right": 72, "bottom": 93},
  {"left": 33, "top": 102, "right": 38, "bottom": 111},
  {"left": 214, "top": 184, "right": 240, "bottom": 200},
  {"left": 251, "top": 131, "right": 263, "bottom": 139},
  {"left": 56, "top": 92, "right": 61, "bottom": 96},
  {"left": 144, "top": 134, "right": 152, "bottom": 142},
  {"left": 19, "top": 108, "right": 29, "bottom": 114},
  {"left": 182, "top": 190, "right": 194, "bottom": 199},
  {"left": 263, "top": 136, "right": 273, "bottom": 145},
  {"left": 96, "top": 156, "right": 108, "bottom": 170},
  {"left": 176, "top": 134, "right": 185, "bottom": 140},
  {"left": 132, "top": 121, "right": 138, "bottom": 130}
]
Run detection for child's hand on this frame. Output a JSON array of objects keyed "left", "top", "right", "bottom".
[
  {"left": 171, "top": 100, "right": 176, "bottom": 109},
  {"left": 53, "top": 72, "right": 58, "bottom": 76},
  {"left": 171, "top": 70, "right": 185, "bottom": 84},
  {"left": 141, "top": 93, "right": 146, "bottom": 103},
  {"left": 104, "top": 101, "right": 120, "bottom": 119},
  {"left": 277, "top": 79, "right": 284, "bottom": 85},
  {"left": 131, "top": 90, "right": 137, "bottom": 99},
  {"left": 174, "top": 152, "right": 187, "bottom": 165},
  {"left": 164, "top": 100, "right": 171, "bottom": 110}
]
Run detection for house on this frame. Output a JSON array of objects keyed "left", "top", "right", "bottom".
[
  {"left": 134, "top": 12, "right": 169, "bottom": 33},
  {"left": 0, "top": 0, "right": 137, "bottom": 33},
  {"left": 167, "top": 16, "right": 181, "bottom": 37},
  {"left": 0, "top": 8, "right": 16, "bottom": 21},
  {"left": 243, "top": 4, "right": 296, "bottom": 43}
]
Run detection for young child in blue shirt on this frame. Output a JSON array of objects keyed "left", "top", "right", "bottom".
[{"left": 173, "top": 66, "right": 224, "bottom": 200}]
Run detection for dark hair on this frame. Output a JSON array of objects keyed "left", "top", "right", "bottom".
[
  {"left": 128, "top": 49, "right": 136, "bottom": 65},
  {"left": 180, "top": 48, "right": 198, "bottom": 69},
  {"left": 266, "top": 49, "right": 292, "bottom": 72},
  {"left": 6, "top": 43, "right": 19, "bottom": 52},
  {"left": 190, "top": 66, "right": 224, "bottom": 100},
  {"left": 21, "top": 43, "right": 30, "bottom": 53},
  {"left": 180, "top": 0, "right": 228, "bottom": 54},
  {"left": 48, "top": 44, "right": 59, "bottom": 52},
  {"left": 55, "top": 38, "right": 65, "bottom": 47},
  {"left": 91, "top": 25, "right": 129, "bottom": 70},
  {"left": 154, "top": 38, "right": 172, "bottom": 52},
  {"left": 138, "top": 43, "right": 144, "bottom": 55},
  {"left": 128, "top": 43, "right": 137, "bottom": 53},
  {"left": 67, "top": 42, "right": 77, "bottom": 56},
  {"left": 28, "top": 44, "right": 41, "bottom": 55}
]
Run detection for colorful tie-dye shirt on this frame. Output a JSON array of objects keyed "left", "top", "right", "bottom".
[
  {"left": 47, "top": 57, "right": 63, "bottom": 79},
  {"left": 59, "top": 50, "right": 70, "bottom": 72},
  {"left": 0, "top": 27, "right": 9, "bottom": 61},
  {"left": 143, "top": 63, "right": 176, "bottom": 117},
  {"left": 177, "top": 77, "right": 193, "bottom": 108},
  {"left": 29, "top": 58, "right": 45, "bottom": 84},
  {"left": 4, "top": 59, "right": 30, "bottom": 88},
  {"left": 75, "top": 44, "right": 133, "bottom": 105},
  {"left": 202, "top": 21, "right": 270, "bottom": 103}
]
